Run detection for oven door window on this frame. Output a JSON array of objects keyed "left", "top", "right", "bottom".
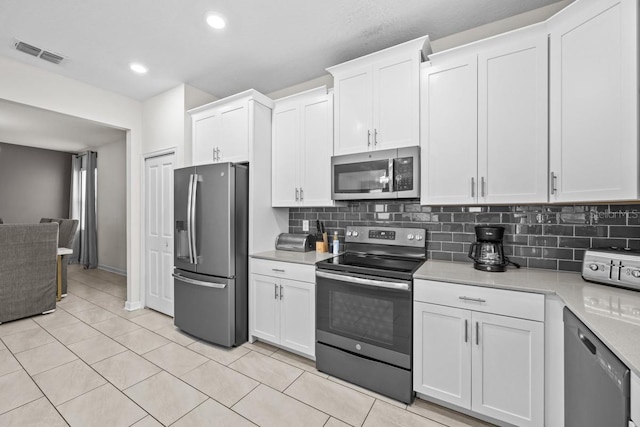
[
  {"left": 316, "top": 275, "right": 411, "bottom": 355},
  {"left": 333, "top": 160, "right": 391, "bottom": 194}
]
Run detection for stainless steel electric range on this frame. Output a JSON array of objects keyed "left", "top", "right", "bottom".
[{"left": 315, "top": 225, "right": 426, "bottom": 404}]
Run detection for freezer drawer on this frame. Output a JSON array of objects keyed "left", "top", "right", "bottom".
[{"left": 173, "top": 269, "right": 235, "bottom": 347}]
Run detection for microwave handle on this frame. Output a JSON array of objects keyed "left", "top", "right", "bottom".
[{"left": 389, "top": 158, "right": 395, "bottom": 193}]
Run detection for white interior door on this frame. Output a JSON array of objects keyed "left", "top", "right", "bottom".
[{"left": 145, "top": 152, "right": 175, "bottom": 316}]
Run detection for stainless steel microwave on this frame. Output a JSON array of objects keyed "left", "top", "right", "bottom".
[{"left": 331, "top": 146, "right": 420, "bottom": 200}]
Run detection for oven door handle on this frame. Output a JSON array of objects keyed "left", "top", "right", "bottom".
[{"left": 316, "top": 271, "right": 410, "bottom": 291}]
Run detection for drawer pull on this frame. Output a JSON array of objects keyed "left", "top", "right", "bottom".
[
  {"left": 476, "top": 321, "right": 480, "bottom": 346},
  {"left": 272, "top": 268, "right": 285, "bottom": 273},
  {"left": 459, "top": 296, "right": 486, "bottom": 303},
  {"left": 464, "top": 319, "right": 468, "bottom": 343}
]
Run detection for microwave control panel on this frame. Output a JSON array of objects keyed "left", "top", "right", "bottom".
[{"left": 395, "top": 157, "right": 414, "bottom": 191}]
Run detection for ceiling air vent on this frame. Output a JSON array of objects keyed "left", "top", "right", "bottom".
[
  {"left": 15, "top": 41, "right": 41, "bottom": 57},
  {"left": 13, "top": 39, "right": 65, "bottom": 64},
  {"left": 40, "top": 51, "right": 64, "bottom": 64}
]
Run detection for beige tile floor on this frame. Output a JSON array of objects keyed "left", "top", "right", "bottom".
[{"left": 0, "top": 265, "right": 495, "bottom": 427}]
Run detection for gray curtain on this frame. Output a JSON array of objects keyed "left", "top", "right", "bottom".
[{"left": 70, "top": 151, "right": 98, "bottom": 268}]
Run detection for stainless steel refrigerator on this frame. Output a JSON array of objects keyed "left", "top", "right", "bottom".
[{"left": 173, "top": 162, "right": 248, "bottom": 347}]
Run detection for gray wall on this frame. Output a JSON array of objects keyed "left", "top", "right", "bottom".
[
  {"left": 97, "top": 140, "right": 127, "bottom": 274},
  {"left": 0, "top": 142, "right": 72, "bottom": 223}
]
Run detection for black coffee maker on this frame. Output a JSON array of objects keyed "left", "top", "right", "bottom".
[{"left": 468, "top": 225, "right": 519, "bottom": 272}]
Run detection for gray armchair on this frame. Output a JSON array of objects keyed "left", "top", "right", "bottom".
[
  {"left": 0, "top": 223, "right": 58, "bottom": 323},
  {"left": 40, "top": 218, "right": 79, "bottom": 296}
]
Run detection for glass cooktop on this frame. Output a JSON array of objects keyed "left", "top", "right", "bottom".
[{"left": 316, "top": 252, "right": 425, "bottom": 281}]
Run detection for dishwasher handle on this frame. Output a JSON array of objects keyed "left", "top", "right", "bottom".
[{"left": 579, "top": 331, "right": 597, "bottom": 355}]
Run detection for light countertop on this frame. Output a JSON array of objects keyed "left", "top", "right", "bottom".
[
  {"left": 415, "top": 260, "right": 640, "bottom": 377},
  {"left": 251, "top": 250, "right": 338, "bottom": 265}
]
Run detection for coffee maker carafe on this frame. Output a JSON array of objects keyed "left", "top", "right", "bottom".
[{"left": 468, "top": 226, "right": 519, "bottom": 272}]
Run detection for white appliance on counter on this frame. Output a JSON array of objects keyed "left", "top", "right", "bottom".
[{"left": 582, "top": 248, "right": 640, "bottom": 291}]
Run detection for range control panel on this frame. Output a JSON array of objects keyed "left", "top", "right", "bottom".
[
  {"left": 582, "top": 248, "right": 640, "bottom": 291},
  {"left": 369, "top": 230, "right": 395, "bottom": 240},
  {"left": 345, "top": 226, "right": 425, "bottom": 247}
]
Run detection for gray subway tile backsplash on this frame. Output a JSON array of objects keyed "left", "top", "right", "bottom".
[{"left": 288, "top": 202, "right": 640, "bottom": 273}]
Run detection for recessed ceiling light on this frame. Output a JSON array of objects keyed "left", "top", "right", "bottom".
[
  {"left": 206, "top": 13, "right": 226, "bottom": 29},
  {"left": 130, "top": 63, "right": 148, "bottom": 74}
]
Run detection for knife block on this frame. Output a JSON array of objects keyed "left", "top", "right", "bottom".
[{"left": 316, "top": 241, "right": 329, "bottom": 252}]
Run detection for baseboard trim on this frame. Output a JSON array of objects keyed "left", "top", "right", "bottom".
[
  {"left": 124, "top": 300, "right": 143, "bottom": 311},
  {"left": 98, "top": 264, "right": 127, "bottom": 276}
]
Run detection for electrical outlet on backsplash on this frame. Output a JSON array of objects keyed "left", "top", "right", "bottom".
[{"left": 288, "top": 202, "right": 640, "bottom": 272}]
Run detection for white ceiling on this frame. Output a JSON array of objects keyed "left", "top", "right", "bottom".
[
  {"left": 0, "top": 0, "right": 566, "bottom": 153},
  {"left": 0, "top": 0, "right": 565, "bottom": 102},
  {"left": 0, "top": 98, "right": 126, "bottom": 153}
]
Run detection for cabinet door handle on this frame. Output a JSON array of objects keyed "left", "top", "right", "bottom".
[
  {"left": 480, "top": 177, "right": 486, "bottom": 198},
  {"left": 300, "top": 188, "right": 304, "bottom": 201},
  {"left": 550, "top": 172, "right": 557, "bottom": 195},
  {"left": 367, "top": 130, "right": 371, "bottom": 147},
  {"left": 476, "top": 321, "right": 479, "bottom": 346},
  {"left": 464, "top": 319, "right": 468, "bottom": 343},
  {"left": 459, "top": 296, "right": 486, "bottom": 303},
  {"left": 471, "top": 177, "right": 475, "bottom": 198},
  {"left": 295, "top": 188, "right": 299, "bottom": 202},
  {"left": 374, "top": 129, "right": 378, "bottom": 146},
  {"left": 274, "top": 284, "right": 278, "bottom": 299},
  {"left": 271, "top": 268, "right": 285, "bottom": 273},
  {"left": 279, "top": 285, "right": 284, "bottom": 300}
]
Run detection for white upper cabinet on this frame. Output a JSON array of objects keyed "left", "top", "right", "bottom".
[
  {"left": 331, "top": 68, "right": 371, "bottom": 155},
  {"left": 190, "top": 90, "right": 273, "bottom": 165},
  {"left": 548, "top": 0, "right": 639, "bottom": 202},
  {"left": 374, "top": 53, "right": 420, "bottom": 149},
  {"left": 478, "top": 26, "right": 548, "bottom": 204},
  {"left": 328, "top": 36, "right": 430, "bottom": 155},
  {"left": 272, "top": 103, "right": 298, "bottom": 206},
  {"left": 272, "top": 87, "right": 334, "bottom": 207},
  {"left": 421, "top": 24, "right": 548, "bottom": 205},
  {"left": 421, "top": 55, "right": 478, "bottom": 205}
]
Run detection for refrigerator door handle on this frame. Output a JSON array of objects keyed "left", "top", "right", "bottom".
[
  {"left": 172, "top": 272, "right": 227, "bottom": 289},
  {"left": 191, "top": 174, "right": 200, "bottom": 264},
  {"left": 187, "top": 174, "right": 195, "bottom": 264}
]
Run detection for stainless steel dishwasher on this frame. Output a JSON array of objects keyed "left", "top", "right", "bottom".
[{"left": 564, "top": 308, "right": 630, "bottom": 426}]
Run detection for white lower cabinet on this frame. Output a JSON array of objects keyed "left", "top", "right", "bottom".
[
  {"left": 250, "top": 259, "right": 315, "bottom": 359},
  {"left": 414, "top": 280, "right": 544, "bottom": 427}
]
